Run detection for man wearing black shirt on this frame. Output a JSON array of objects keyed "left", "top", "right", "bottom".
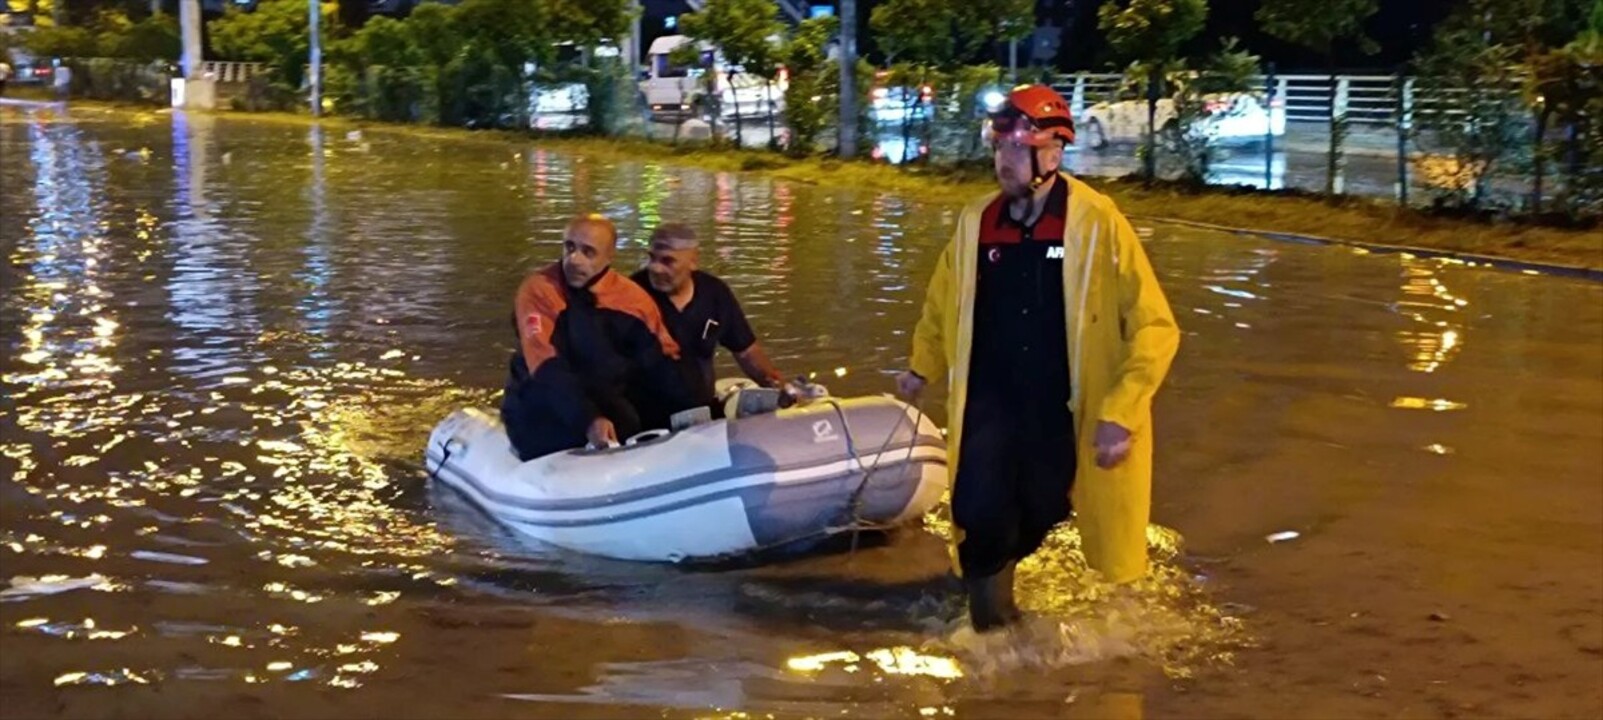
[{"left": 630, "top": 224, "right": 785, "bottom": 407}]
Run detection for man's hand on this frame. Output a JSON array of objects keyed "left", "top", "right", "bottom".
[
  {"left": 587, "top": 417, "right": 618, "bottom": 448},
  {"left": 895, "top": 370, "right": 927, "bottom": 402},
  {"left": 1093, "top": 421, "right": 1133, "bottom": 469}
]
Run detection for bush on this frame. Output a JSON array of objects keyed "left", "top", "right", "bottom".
[
  {"left": 67, "top": 58, "right": 173, "bottom": 105},
  {"left": 928, "top": 64, "right": 1000, "bottom": 165},
  {"left": 439, "top": 43, "right": 524, "bottom": 129}
]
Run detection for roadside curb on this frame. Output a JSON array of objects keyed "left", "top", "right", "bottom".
[{"left": 1134, "top": 215, "right": 1603, "bottom": 282}]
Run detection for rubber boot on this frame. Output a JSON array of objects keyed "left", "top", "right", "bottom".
[
  {"left": 995, "top": 561, "right": 1022, "bottom": 624},
  {"left": 965, "top": 563, "right": 1021, "bottom": 632}
]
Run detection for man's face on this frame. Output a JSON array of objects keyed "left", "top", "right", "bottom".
[
  {"left": 993, "top": 137, "right": 1062, "bottom": 199},
  {"left": 645, "top": 241, "right": 697, "bottom": 294},
  {"left": 561, "top": 222, "right": 615, "bottom": 288}
]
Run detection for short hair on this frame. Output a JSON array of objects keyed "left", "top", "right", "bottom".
[{"left": 649, "top": 223, "right": 699, "bottom": 250}]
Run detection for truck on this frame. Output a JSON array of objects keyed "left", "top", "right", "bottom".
[{"left": 638, "top": 34, "right": 785, "bottom": 122}]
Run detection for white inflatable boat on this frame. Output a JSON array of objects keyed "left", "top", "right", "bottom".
[{"left": 424, "top": 395, "right": 948, "bottom": 562}]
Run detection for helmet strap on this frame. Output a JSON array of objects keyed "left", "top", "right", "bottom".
[{"left": 1028, "top": 146, "right": 1053, "bottom": 190}]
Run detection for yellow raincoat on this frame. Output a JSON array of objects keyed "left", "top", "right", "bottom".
[{"left": 909, "top": 173, "right": 1179, "bottom": 584}]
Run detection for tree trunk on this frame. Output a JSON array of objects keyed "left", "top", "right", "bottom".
[
  {"left": 705, "top": 62, "right": 718, "bottom": 141},
  {"left": 1563, "top": 121, "right": 1580, "bottom": 207},
  {"left": 1144, "top": 65, "right": 1159, "bottom": 183},
  {"left": 766, "top": 80, "right": 775, "bottom": 148},
  {"left": 732, "top": 72, "right": 743, "bottom": 147},
  {"left": 1531, "top": 104, "right": 1551, "bottom": 212}
]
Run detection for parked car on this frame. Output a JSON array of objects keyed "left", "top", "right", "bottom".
[{"left": 1079, "top": 91, "right": 1285, "bottom": 149}]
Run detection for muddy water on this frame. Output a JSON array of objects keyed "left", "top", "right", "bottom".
[{"left": 1, "top": 106, "right": 1600, "bottom": 719}]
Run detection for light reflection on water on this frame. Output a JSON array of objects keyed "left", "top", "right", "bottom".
[{"left": 2, "top": 106, "right": 1600, "bottom": 717}]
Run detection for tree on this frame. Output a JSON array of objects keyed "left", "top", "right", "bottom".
[
  {"left": 1255, "top": 0, "right": 1378, "bottom": 196},
  {"left": 1098, "top": 0, "right": 1208, "bottom": 182},
  {"left": 20, "top": 23, "right": 96, "bottom": 57},
  {"left": 403, "top": 1, "right": 463, "bottom": 67},
  {"left": 1529, "top": 31, "right": 1603, "bottom": 215},
  {"left": 870, "top": 0, "right": 954, "bottom": 155},
  {"left": 209, "top": 0, "right": 338, "bottom": 88},
  {"left": 677, "top": 0, "right": 784, "bottom": 146},
  {"left": 1162, "top": 37, "right": 1260, "bottom": 184},
  {"left": 1415, "top": 0, "right": 1598, "bottom": 213},
  {"left": 105, "top": 12, "right": 179, "bottom": 61},
  {"left": 955, "top": 0, "right": 1035, "bottom": 64},
  {"left": 1477, "top": 0, "right": 1594, "bottom": 210},
  {"left": 1413, "top": 2, "right": 1528, "bottom": 211},
  {"left": 869, "top": 0, "right": 1029, "bottom": 161},
  {"left": 870, "top": 0, "right": 955, "bottom": 66},
  {"left": 779, "top": 14, "right": 838, "bottom": 155}
]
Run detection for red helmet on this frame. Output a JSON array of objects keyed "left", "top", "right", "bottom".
[{"left": 982, "top": 84, "right": 1076, "bottom": 148}]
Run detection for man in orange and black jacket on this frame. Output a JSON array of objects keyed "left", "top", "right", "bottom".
[{"left": 501, "top": 215, "right": 700, "bottom": 460}]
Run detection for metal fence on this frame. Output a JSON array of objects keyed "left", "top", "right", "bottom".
[
  {"left": 199, "top": 61, "right": 265, "bottom": 84},
  {"left": 1052, "top": 71, "right": 1521, "bottom": 126},
  {"left": 1046, "top": 71, "right": 1548, "bottom": 208}
]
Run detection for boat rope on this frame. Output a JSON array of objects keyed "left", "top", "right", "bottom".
[
  {"left": 691, "top": 396, "right": 932, "bottom": 565},
  {"left": 821, "top": 395, "right": 929, "bottom": 556},
  {"left": 427, "top": 442, "right": 454, "bottom": 484}
]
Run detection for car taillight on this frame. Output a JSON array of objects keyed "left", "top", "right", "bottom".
[
  {"left": 920, "top": 85, "right": 933, "bottom": 101},
  {"left": 777, "top": 67, "right": 789, "bottom": 83}
]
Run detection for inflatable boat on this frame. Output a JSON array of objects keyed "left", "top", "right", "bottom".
[{"left": 424, "top": 394, "right": 948, "bottom": 562}]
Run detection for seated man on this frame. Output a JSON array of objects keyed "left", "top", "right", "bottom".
[
  {"left": 501, "top": 215, "right": 698, "bottom": 460},
  {"left": 630, "top": 223, "right": 786, "bottom": 407}
]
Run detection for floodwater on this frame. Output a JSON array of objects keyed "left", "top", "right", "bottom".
[{"left": 2, "top": 105, "right": 1600, "bottom": 719}]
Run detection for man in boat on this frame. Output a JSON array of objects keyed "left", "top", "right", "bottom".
[
  {"left": 895, "top": 85, "right": 1179, "bottom": 631},
  {"left": 501, "top": 214, "right": 700, "bottom": 460},
  {"left": 630, "top": 223, "right": 787, "bottom": 410}
]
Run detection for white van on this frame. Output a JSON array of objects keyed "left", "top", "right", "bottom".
[{"left": 639, "top": 34, "right": 784, "bottom": 121}]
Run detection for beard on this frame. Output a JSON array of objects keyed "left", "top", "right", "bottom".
[{"left": 998, "top": 173, "right": 1035, "bottom": 199}]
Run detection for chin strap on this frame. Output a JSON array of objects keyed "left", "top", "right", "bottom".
[{"left": 1028, "top": 147, "right": 1054, "bottom": 190}]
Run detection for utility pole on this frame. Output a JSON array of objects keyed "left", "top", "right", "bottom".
[
  {"left": 629, "top": 0, "right": 642, "bottom": 79},
  {"left": 308, "top": 0, "right": 322, "bottom": 117},
  {"left": 179, "top": 0, "right": 202, "bottom": 80},
  {"left": 838, "top": 0, "right": 857, "bottom": 158}
]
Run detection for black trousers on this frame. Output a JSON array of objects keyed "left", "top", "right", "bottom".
[
  {"left": 952, "top": 386, "right": 1076, "bottom": 579},
  {"left": 499, "top": 355, "right": 646, "bottom": 461}
]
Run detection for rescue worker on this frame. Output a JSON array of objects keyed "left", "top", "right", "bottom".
[
  {"left": 895, "top": 85, "right": 1180, "bottom": 631},
  {"left": 501, "top": 215, "right": 699, "bottom": 460},
  {"left": 630, "top": 223, "right": 786, "bottom": 406}
]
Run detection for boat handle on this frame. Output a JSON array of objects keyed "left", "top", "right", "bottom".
[{"left": 625, "top": 429, "right": 671, "bottom": 446}]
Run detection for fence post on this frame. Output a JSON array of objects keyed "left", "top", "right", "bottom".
[
  {"left": 1264, "top": 62, "right": 1276, "bottom": 190},
  {"left": 1071, "top": 73, "right": 1086, "bottom": 118},
  {"left": 1329, "top": 75, "right": 1350, "bottom": 195},
  {"left": 1396, "top": 74, "right": 1413, "bottom": 206}
]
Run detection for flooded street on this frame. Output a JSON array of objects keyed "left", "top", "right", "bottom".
[{"left": 2, "top": 106, "right": 1600, "bottom": 719}]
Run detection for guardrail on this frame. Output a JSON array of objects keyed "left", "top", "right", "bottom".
[
  {"left": 1052, "top": 72, "right": 1520, "bottom": 127},
  {"left": 199, "top": 61, "right": 265, "bottom": 84}
]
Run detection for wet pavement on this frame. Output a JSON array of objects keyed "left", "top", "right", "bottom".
[{"left": 2, "top": 105, "right": 1600, "bottom": 719}]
